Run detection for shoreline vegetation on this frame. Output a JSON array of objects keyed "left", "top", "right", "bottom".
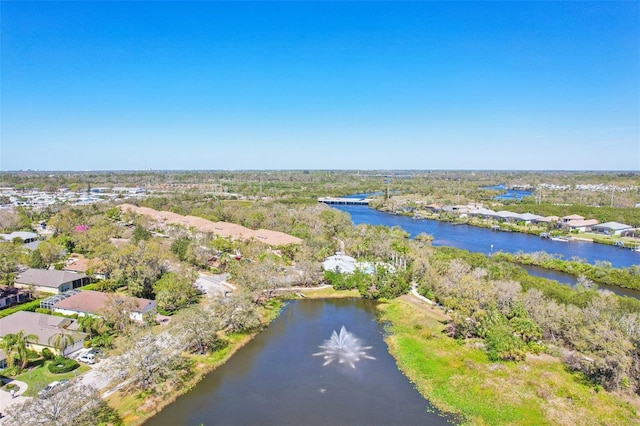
[
  {"left": 110, "top": 287, "right": 640, "bottom": 426},
  {"left": 110, "top": 299, "right": 286, "bottom": 426},
  {"left": 373, "top": 200, "right": 640, "bottom": 250},
  {"left": 378, "top": 296, "right": 640, "bottom": 425},
  {"left": 109, "top": 290, "right": 360, "bottom": 425},
  {"left": 1, "top": 170, "right": 638, "bottom": 424},
  {"left": 366, "top": 203, "right": 640, "bottom": 292}
]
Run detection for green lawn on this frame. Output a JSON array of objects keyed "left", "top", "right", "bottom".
[
  {"left": 6, "top": 359, "right": 91, "bottom": 397},
  {"left": 378, "top": 298, "right": 640, "bottom": 425}
]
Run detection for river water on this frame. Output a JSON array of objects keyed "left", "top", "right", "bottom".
[
  {"left": 332, "top": 204, "right": 640, "bottom": 269},
  {"left": 332, "top": 203, "right": 640, "bottom": 300},
  {"left": 145, "top": 299, "right": 454, "bottom": 426}
]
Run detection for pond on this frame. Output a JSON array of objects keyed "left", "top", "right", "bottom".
[{"left": 145, "top": 299, "right": 454, "bottom": 426}]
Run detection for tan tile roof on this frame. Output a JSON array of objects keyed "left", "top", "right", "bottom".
[
  {"left": 63, "top": 258, "right": 90, "bottom": 273},
  {"left": 567, "top": 219, "right": 599, "bottom": 227},
  {"left": 53, "top": 290, "right": 154, "bottom": 315},
  {"left": 118, "top": 204, "right": 302, "bottom": 246},
  {"left": 562, "top": 214, "right": 585, "bottom": 221}
]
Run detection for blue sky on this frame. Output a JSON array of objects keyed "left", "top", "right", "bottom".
[{"left": 1, "top": 1, "right": 638, "bottom": 171}]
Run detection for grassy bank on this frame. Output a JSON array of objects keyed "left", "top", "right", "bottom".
[
  {"left": 377, "top": 296, "right": 640, "bottom": 425},
  {"left": 106, "top": 300, "right": 284, "bottom": 425}
]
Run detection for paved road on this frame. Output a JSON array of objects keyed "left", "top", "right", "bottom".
[{"left": 195, "top": 273, "right": 234, "bottom": 296}]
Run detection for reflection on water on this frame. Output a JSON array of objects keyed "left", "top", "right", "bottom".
[{"left": 145, "top": 299, "right": 455, "bottom": 426}]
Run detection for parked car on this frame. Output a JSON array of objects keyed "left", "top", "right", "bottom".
[
  {"left": 78, "top": 353, "right": 96, "bottom": 364},
  {"left": 37, "top": 381, "right": 61, "bottom": 397}
]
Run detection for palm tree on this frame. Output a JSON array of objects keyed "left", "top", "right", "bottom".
[
  {"left": 0, "top": 334, "right": 18, "bottom": 369},
  {"left": 1, "top": 330, "right": 39, "bottom": 372},
  {"left": 48, "top": 331, "right": 75, "bottom": 356}
]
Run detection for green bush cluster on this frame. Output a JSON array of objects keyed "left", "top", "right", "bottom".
[
  {"left": 47, "top": 356, "right": 79, "bottom": 374},
  {"left": 324, "top": 267, "right": 410, "bottom": 300},
  {"left": 0, "top": 300, "right": 43, "bottom": 319}
]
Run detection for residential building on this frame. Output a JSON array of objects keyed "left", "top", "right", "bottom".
[
  {"left": 0, "top": 286, "right": 31, "bottom": 309},
  {"left": 565, "top": 219, "right": 599, "bottom": 233},
  {"left": 51, "top": 290, "right": 156, "bottom": 322},
  {"left": 591, "top": 222, "right": 633, "bottom": 236},
  {"left": 14, "top": 268, "right": 90, "bottom": 295},
  {"left": 0, "top": 311, "right": 87, "bottom": 356},
  {"left": 0, "top": 231, "right": 39, "bottom": 244}
]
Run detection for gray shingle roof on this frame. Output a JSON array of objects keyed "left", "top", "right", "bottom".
[{"left": 15, "top": 269, "right": 87, "bottom": 288}]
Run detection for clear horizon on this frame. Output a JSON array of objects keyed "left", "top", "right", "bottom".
[{"left": 2, "top": 2, "right": 639, "bottom": 171}]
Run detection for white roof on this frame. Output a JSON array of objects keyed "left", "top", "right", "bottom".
[
  {"left": 0, "top": 231, "right": 38, "bottom": 241},
  {"left": 493, "top": 211, "right": 522, "bottom": 219},
  {"left": 322, "top": 253, "right": 356, "bottom": 274},
  {"left": 592, "top": 222, "right": 632, "bottom": 231},
  {"left": 519, "top": 213, "right": 544, "bottom": 221}
]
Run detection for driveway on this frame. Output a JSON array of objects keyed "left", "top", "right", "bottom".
[
  {"left": 195, "top": 273, "right": 234, "bottom": 296},
  {"left": 0, "top": 378, "right": 28, "bottom": 423}
]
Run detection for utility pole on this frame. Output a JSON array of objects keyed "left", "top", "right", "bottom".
[{"left": 610, "top": 187, "right": 614, "bottom": 207}]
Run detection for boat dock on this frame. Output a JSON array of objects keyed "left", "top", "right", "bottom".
[{"left": 318, "top": 197, "right": 371, "bottom": 205}]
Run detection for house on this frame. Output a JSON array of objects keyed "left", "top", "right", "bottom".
[
  {"left": 14, "top": 268, "right": 90, "bottom": 295},
  {"left": 518, "top": 213, "right": 544, "bottom": 224},
  {"left": 565, "top": 219, "right": 599, "bottom": 233},
  {"left": 50, "top": 290, "right": 156, "bottom": 322},
  {"left": 322, "top": 252, "right": 378, "bottom": 275},
  {"left": 322, "top": 252, "right": 357, "bottom": 274},
  {"left": 0, "top": 311, "right": 87, "bottom": 356},
  {"left": 0, "top": 231, "right": 39, "bottom": 244},
  {"left": 63, "top": 257, "right": 107, "bottom": 280},
  {"left": 533, "top": 216, "right": 559, "bottom": 225},
  {"left": 493, "top": 211, "right": 522, "bottom": 223},
  {"left": 468, "top": 207, "right": 496, "bottom": 219},
  {"left": 0, "top": 286, "right": 31, "bottom": 309},
  {"left": 561, "top": 214, "right": 585, "bottom": 223},
  {"left": 591, "top": 222, "right": 633, "bottom": 236}
]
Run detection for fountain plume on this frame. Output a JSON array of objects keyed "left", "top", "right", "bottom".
[{"left": 313, "top": 326, "right": 375, "bottom": 368}]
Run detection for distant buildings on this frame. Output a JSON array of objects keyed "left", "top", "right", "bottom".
[{"left": 119, "top": 204, "right": 303, "bottom": 246}]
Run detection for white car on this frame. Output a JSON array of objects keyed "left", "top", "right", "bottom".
[{"left": 77, "top": 353, "right": 96, "bottom": 364}]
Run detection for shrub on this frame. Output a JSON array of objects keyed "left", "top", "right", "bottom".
[
  {"left": 47, "top": 356, "right": 79, "bottom": 374},
  {"left": 41, "top": 348, "right": 54, "bottom": 360}
]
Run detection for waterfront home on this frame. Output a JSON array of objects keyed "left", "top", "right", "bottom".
[
  {"left": 561, "top": 214, "right": 585, "bottom": 223},
  {"left": 591, "top": 222, "right": 633, "bottom": 236},
  {"left": 493, "top": 211, "right": 522, "bottom": 223},
  {"left": 0, "top": 311, "right": 87, "bottom": 356},
  {"left": 564, "top": 219, "right": 599, "bottom": 233},
  {"left": 49, "top": 290, "right": 156, "bottom": 322},
  {"left": 518, "top": 213, "right": 545, "bottom": 224},
  {"left": 14, "top": 268, "right": 90, "bottom": 295},
  {"left": 323, "top": 252, "right": 358, "bottom": 274},
  {"left": 532, "top": 215, "right": 560, "bottom": 225},
  {"left": 468, "top": 207, "right": 496, "bottom": 219}
]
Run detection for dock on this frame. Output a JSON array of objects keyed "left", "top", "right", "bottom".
[{"left": 318, "top": 197, "right": 371, "bottom": 205}]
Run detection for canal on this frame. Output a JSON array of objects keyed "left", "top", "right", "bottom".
[{"left": 145, "top": 299, "right": 454, "bottom": 426}]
